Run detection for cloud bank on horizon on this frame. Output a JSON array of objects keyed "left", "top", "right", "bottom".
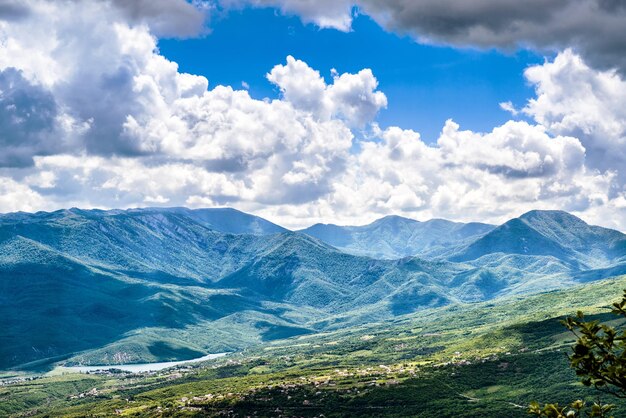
[{"left": 0, "top": 0, "right": 625, "bottom": 230}]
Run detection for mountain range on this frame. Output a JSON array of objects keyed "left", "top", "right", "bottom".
[
  {"left": 1, "top": 207, "right": 625, "bottom": 370},
  {"left": 300, "top": 215, "right": 495, "bottom": 259}
]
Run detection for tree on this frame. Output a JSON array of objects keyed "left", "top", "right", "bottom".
[
  {"left": 528, "top": 400, "right": 612, "bottom": 417},
  {"left": 529, "top": 289, "right": 626, "bottom": 417}
]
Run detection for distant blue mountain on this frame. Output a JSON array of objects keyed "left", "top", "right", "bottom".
[
  {"left": 1, "top": 207, "right": 625, "bottom": 370},
  {"left": 442, "top": 210, "right": 626, "bottom": 297},
  {"left": 299, "top": 215, "right": 495, "bottom": 259},
  {"left": 449, "top": 210, "right": 626, "bottom": 269}
]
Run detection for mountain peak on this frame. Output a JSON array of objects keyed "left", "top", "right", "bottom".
[
  {"left": 518, "top": 209, "right": 585, "bottom": 224},
  {"left": 179, "top": 207, "right": 287, "bottom": 235},
  {"left": 372, "top": 214, "right": 419, "bottom": 224},
  {"left": 449, "top": 209, "right": 626, "bottom": 265}
]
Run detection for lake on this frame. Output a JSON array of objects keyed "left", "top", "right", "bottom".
[{"left": 64, "top": 353, "right": 228, "bottom": 373}]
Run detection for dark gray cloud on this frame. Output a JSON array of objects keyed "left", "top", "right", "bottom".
[
  {"left": 55, "top": 62, "right": 146, "bottom": 157},
  {"left": 0, "top": 68, "right": 59, "bottom": 167},
  {"left": 358, "top": 0, "right": 626, "bottom": 73},
  {"left": 0, "top": 0, "right": 31, "bottom": 21},
  {"left": 364, "top": 0, "right": 567, "bottom": 39},
  {"left": 109, "top": 0, "right": 210, "bottom": 38},
  {"left": 8, "top": 0, "right": 210, "bottom": 37}
]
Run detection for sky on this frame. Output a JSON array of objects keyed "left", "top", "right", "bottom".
[
  {"left": 158, "top": 9, "right": 542, "bottom": 142},
  {"left": 0, "top": 0, "right": 626, "bottom": 230}
]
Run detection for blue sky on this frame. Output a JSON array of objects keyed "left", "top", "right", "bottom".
[{"left": 159, "top": 8, "right": 543, "bottom": 142}]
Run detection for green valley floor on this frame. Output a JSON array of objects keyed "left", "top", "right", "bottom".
[{"left": 3, "top": 275, "right": 626, "bottom": 417}]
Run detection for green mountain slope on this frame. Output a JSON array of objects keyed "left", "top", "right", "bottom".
[
  {"left": 139, "top": 207, "right": 288, "bottom": 235},
  {"left": 0, "top": 210, "right": 457, "bottom": 369},
  {"left": 0, "top": 208, "right": 282, "bottom": 282},
  {"left": 449, "top": 210, "right": 626, "bottom": 267},
  {"left": 1, "top": 208, "right": 626, "bottom": 371}
]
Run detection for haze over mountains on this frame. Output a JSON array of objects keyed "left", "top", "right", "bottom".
[{"left": 1, "top": 207, "right": 626, "bottom": 371}]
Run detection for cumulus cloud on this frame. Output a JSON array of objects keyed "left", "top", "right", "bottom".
[
  {"left": 0, "top": 0, "right": 626, "bottom": 231},
  {"left": 0, "top": 2, "right": 159, "bottom": 156},
  {"left": 0, "top": 1, "right": 383, "bottom": 211},
  {"left": 0, "top": 176, "right": 45, "bottom": 212},
  {"left": 319, "top": 120, "right": 605, "bottom": 225},
  {"left": 0, "top": 1, "right": 212, "bottom": 159},
  {"left": 242, "top": 115, "right": 621, "bottom": 230},
  {"left": 267, "top": 56, "right": 387, "bottom": 127},
  {"left": 124, "top": 82, "right": 357, "bottom": 204},
  {"left": 524, "top": 50, "right": 626, "bottom": 179},
  {"left": 0, "top": 68, "right": 60, "bottom": 167}
]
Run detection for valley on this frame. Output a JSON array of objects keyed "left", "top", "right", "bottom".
[{"left": 2, "top": 274, "right": 626, "bottom": 416}]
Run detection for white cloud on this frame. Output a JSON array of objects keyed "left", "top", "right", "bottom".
[
  {"left": 499, "top": 101, "right": 519, "bottom": 116},
  {"left": 0, "top": 177, "right": 45, "bottom": 213},
  {"left": 267, "top": 56, "right": 387, "bottom": 128},
  {"left": 317, "top": 120, "right": 606, "bottom": 226},
  {"left": 0, "top": 2, "right": 625, "bottom": 231},
  {"left": 219, "top": 0, "right": 354, "bottom": 31},
  {"left": 0, "top": 0, "right": 381, "bottom": 214},
  {"left": 524, "top": 50, "right": 626, "bottom": 178}
]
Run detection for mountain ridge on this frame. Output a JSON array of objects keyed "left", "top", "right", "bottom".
[
  {"left": 2, "top": 207, "right": 626, "bottom": 370},
  {"left": 448, "top": 209, "right": 626, "bottom": 269},
  {"left": 300, "top": 214, "right": 495, "bottom": 259}
]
